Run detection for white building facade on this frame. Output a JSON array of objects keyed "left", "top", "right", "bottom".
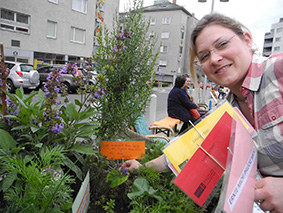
[
  {"left": 142, "top": 0, "right": 198, "bottom": 84},
  {"left": 0, "top": 0, "right": 119, "bottom": 68},
  {"left": 263, "top": 18, "right": 283, "bottom": 57}
]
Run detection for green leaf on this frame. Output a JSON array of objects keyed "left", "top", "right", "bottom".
[
  {"left": 106, "top": 170, "right": 129, "bottom": 188},
  {"left": 74, "top": 99, "right": 83, "bottom": 108},
  {"left": 0, "top": 129, "right": 16, "bottom": 149},
  {"left": 70, "top": 144, "right": 96, "bottom": 155},
  {"left": 1, "top": 172, "right": 17, "bottom": 192},
  {"left": 62, "top": 157, "right": 83, "bottom": 180},
  {"left": 127, "top": 178, "right": 163, "bottom": 201},
  {"left": 64, "top": 103, "right": 77, "bottom": 120}
]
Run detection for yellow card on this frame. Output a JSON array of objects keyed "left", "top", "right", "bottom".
[{"left": 163, "top": 101, "right": 251, "bottom": 173}]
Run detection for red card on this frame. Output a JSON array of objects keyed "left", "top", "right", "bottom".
[{"left": 174, "top": 112, "right": 233, "bottom": 206}]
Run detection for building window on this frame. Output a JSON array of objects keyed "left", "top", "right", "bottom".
[
  {"left": 16, "top": 13, "right": 28, "bottom": 24},
  {"left": 159, "top": 60, "right": 167, "bottom": 67},
  {"left": 274, "top": 46, "right": 280, "bottom": 51},
  {"left": 0, "top": 8, "right": 30, "bottom": 33},
  {"left": 160, "top": 46, "right": 168, "bottom": 53},
  {"left": 1, "top": 8, "right": 14, "bottom": 21},
  {"left": 179, "top": 46, "right": 183, "bottom": 54},
  {"left": 71, "top": 26, "right": 85, "bottom": 44},
  {"left": 181, "top": 31, "right": 184, "bottom": 39},
  {"left": 149, "top": 32, "right": 155, "bottom": 37},
  {"left": 150, "top": 18, "right": 156, "bottom": 25},
  {"left": 161, "top": 32, "right": 169, "bottom": 39},
  {"left": 47, "top": 20, "right": 57, "bottom": 38},
  {"left": 11, "top": 39, "right": 20, "bottom": 47},
  {"left": 162, "top": 17, "right": 171, "bottom": 24},
  {"left": 72, "top": 0, "right": 87, "bottom": 13},
  {"left": 275, "top": 37, "right": 281, "bottom": 42},
  {"left": 48, "top": 0, "right": 58, "bottom": 3},
  {"left": 276, "top": 27, "right": 282, "bottom": 33}
]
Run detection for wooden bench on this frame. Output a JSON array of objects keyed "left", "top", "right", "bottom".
[{"left": 150, "top": 117, "right": 181, "bottom": 137}]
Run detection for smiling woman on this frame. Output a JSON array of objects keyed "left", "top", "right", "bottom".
[{"left": 189, "top": 13, "right": 283, "bottom": 212}]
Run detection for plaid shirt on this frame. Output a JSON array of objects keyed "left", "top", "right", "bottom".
[{"left": 228, "top": 52, "right": 283, "bottom": 177}]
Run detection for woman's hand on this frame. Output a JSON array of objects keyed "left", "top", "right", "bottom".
[
  {"left": 121, "top": 159, "right": 142, "bottom": 171},
  {"left": 254, "top": 177, "right": 283, "bottom": 213}
]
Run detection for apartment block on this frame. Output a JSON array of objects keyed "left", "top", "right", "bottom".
[
  {"left": 263, "top": 18, "right": 283, "bottom": 57},
  {"left": 0, "top": 0, "right": 118, "bottom": 67},
  {"left": 142, "top": 0, "right": 199, "bottom": 84}
]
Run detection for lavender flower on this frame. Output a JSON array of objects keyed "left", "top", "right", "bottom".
[
  {"left": 51, "top": 123, "right": 63, "bottom": 134},
  {"left": 120, "top": 166, "right": 129, "bottom": 176},
  {"left": 54, "top": 86, "right": 60, "bottom": 93},
  {"left": 60, "top": 67, "right": 67, "bottom": 74}
]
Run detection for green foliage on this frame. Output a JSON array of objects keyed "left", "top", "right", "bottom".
[
  {"left": 0, "top": 62, "right": 102, "bottom": 210},
  {"left": 94, "top": 0, "right": 159, "bottom": 140},
  {"left": 106, "top": 169, "right": 129, "bottom": 188},
  {"left": 1, "top": 145, "right": 74, "bottom": 212},
  {"left": 127, "top": 178, "right": 162, "bottom": 201},
  {"left": 85, "top": 140, "right": 206, "bottom": 213},
  {"left": 102, "top": 199, "right": 115, "bottom": 213}
]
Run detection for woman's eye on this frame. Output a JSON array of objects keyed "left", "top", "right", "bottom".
[
  {"left": 217, "top": 40, "right": 229, "bottom": 49},
  {"left": 200, "top": 53, "right": 209, "bottom": 62}
]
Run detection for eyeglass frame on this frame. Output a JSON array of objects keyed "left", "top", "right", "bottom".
[{"left": 196, "top": 35, "right": 236, "bottom": 64}]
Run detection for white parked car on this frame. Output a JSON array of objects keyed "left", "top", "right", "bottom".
[{"left": 4, "top": 61, "right": 40, "bottom": 93}]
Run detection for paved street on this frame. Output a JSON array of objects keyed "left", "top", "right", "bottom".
[{"left": 145, "top": 87, "right": 170, "bottom": 125}]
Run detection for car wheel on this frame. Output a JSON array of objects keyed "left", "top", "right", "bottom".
[
  {"left": 6, "top": 79, "right": 16, "bottom": 93},
  {"left": 61, "top": 82, "right": 71, "bottom": 93}
]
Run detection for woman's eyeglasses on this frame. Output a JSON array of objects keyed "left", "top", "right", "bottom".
[{"left": 197, "top": 35, "right": 235, "bottom": 64}]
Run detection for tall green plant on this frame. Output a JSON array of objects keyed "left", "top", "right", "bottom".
[{"left": 94, "top": 0, "right": 159, "bottom": 140}]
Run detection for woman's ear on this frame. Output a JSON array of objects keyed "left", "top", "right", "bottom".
[{"left": 243, "top": 32, "right": 253, "bottom": 49}]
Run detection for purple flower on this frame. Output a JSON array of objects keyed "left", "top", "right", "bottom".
[
  {"left": 54, "top": 86, "right": 60, "bottom": 93},
  {"left": 51, "top": 123, "right": 63, "bottom": 134},
  {"left": 54, "top": 109, "right": 61, "bottom": 119},
  {"left": 32, "top": 119, "right": 38, "bottom": 124},
  {"left": 115, "top": 160, "right": 120, "bottom": 169},
  {"left": 60, "top": 67, "right": 67, "bottom": 74},
  {"left": 72, "top": 63, "right": 78, "bottom": 69},
  {"left": 120, "top": 167, "right": 129, "bottom": 175},
  {"left": 94, "top": 92, "right": 100, "bottom": 99}
]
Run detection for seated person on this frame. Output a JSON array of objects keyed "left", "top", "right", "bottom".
[{"left": 167, "top": 75, "right": 199, "bottom": 134}]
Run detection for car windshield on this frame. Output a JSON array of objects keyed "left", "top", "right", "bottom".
[{"left": 20, "top": 64, "right": 34, "bottom": 72}]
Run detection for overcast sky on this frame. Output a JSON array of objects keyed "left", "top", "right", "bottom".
[{"left": 119, "top": 0, "right": 283, "bottom": 54}]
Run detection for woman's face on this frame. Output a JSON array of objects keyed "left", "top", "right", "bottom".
[
  {"left": 184, "top": 77, "right": 191, "bottom": 87},
  {"left": 195, "top": 25, "right": 253, "bottom": 89}
]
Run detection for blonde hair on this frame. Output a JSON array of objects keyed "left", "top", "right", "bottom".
[{"left": 189, "top": 13, "right": 252, "bottom": 84}]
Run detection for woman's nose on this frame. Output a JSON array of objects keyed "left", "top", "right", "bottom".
[{"left": 209, "top": 51, "right": 223, "bottom": 64}]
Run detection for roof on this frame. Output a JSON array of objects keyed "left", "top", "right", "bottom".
[{"left": 143, "top": 1, "right": 193, "bottom": 16}]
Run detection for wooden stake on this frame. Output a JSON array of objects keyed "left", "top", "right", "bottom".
[{"left": 0, "top": 43, "right": 7, "bottom": 121}]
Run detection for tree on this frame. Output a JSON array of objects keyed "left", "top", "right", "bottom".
[{"left": 94, "top": 0, "right": 159, "bottom": 140}]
